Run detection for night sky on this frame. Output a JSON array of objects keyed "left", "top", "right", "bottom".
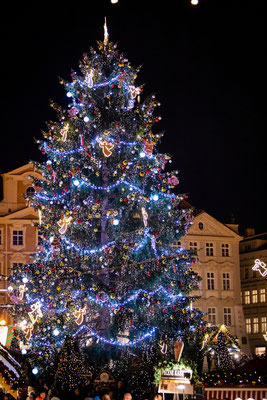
[{"left": 0, "top": 0, "right": 266, "bottom": 234}]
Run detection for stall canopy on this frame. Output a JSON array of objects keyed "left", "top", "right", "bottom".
[{"left": 205, "top": 387, "right": 267, "bottom": 400}]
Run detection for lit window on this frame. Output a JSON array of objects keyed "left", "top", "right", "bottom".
[
  {"left": 12, "top": 230, "right": 23, "bottom": 246},
  {"left": 223, "top": 307, "right": 232, "bottom": 326},
  {"left": 255, "top": 346, "right": 266, "bottom": 356},
  {"left": 207, "top": 272, "right": 215, "bottom": 290},
  {"left": 261, "top": 317, "right": 267, "bottom": 332},
  {"left": 206, "top": 243, "right": 214, "bottom": 256},
  {"left": 246, "top": 318, "right": 251, "bottom": 334},
  {"left": 244, "top": 291, "right": 250, "bottom": 304},
  {"left": 253, "top": 317, "right": 259, "bottom": 333},
  {"left": 221, "top": 243, "right": 229, "bottom": 257},
  {"left": 207, "top": 307, "right": 216, "bottom": 325},
  {"left": 252, "top": 290, "right": 258, "bottom": 304},
  {"left": 260, "top": 288, "right": 266, "bottom": 303},
  {"left": 222, "top": 273, "right": 230, "bottom": 290},
  {"left": 189, "top": 242, "right": 197, "bottom": 251}
]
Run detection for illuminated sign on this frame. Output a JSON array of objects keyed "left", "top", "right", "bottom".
[{"left": 252, "top": 259, "right": 267, "bottom": 277}]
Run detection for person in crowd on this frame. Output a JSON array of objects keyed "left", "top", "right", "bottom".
[
  {"left": 49, "top": 388, "right": 60, "bottom": 400},
  {"left": 35, "top": 391, "right": 47, "bottom": 400},
  {"left": 102, "top": 395, "right": 110, "bottom": 400},
  {"left": 123, "top": 393, "right": 132, "bottom": 400}
]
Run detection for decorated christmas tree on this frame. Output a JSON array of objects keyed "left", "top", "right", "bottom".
[
  {"left": 201, "top": 325, "right": 239, "bottom": 372},
  {"left": 54, "top": 335, "right": 90, "bottom": 392},
  {"left": 7, "top": 22, "right": 205, "bottom": 395}
]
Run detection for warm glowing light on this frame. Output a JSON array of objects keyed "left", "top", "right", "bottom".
[
  {"left": 177, "top": 384, "right": 185, "bottom": 390},
  {"left": 111, "top": 0, "right": 118, "bottom": 3},
  {"left": 191, "top": 0, "right": 198, "bottom": 4},
  {"left": 252, "top": 259, "right": 267, "bottom": 276},
  {"left": 0, "top": 320, "right": 6, "bottom": 326}
]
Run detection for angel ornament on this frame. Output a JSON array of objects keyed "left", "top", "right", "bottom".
[{"left": 58, "top": 214, "right": 73, "bottom": 235}]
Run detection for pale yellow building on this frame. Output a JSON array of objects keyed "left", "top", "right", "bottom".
[
  {"left": 181, "top": 206, "right": 250, "bottom": 353},
  {"left": 0, "top": 164, "right": 41, "bottom": 324}
]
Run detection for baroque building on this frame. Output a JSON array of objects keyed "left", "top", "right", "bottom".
[
  {"left": 180, "top": 204, "right": 250, "bottom": 354},
  {"left": 0, "top": 164, "right": 41, "bottom": 324},
  {"left": 240, "top": 230, "right": 267, "bottom": 355}
]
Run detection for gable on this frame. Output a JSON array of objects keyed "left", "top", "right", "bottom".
[
  {"left": 0, "top": 207, "right": 37, "bottom": 221},
  {"left": 187, "top": 212, "right": 242, "bottom": 240}
]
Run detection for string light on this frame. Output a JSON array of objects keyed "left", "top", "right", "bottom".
[{"left": 74, "top": 325, "right": 156, "bottom": 347}]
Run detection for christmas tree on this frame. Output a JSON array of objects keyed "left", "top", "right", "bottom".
[
  {"left": 201, "top": 325, "right": 239, "bottom": 372},
  {"left": 54, "top": 335, "right": 90, "bottom": 392},
  {"left": 7, "top": 22, "right": 205, "bottom": 394}
]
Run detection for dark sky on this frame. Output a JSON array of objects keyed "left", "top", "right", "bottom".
[{"left": 0, "top": 0, "right": 266, "bottom": 234}]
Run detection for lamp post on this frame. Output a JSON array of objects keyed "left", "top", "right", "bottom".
[{"left": 177, "top": 384, "right": 185, "bottom": 400}]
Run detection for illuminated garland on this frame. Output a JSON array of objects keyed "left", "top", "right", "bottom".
[{"left": 74, "top": 324, "right": 157, "bottom": 346}]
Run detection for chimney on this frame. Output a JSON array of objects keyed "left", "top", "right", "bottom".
[{"left": 244, "top": 228, "right": 255, "bottom": 237}]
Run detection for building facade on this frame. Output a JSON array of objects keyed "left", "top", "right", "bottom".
[
  {"left": 0, "top": 164, "right": 41, "bottom": 324},
  {"left": 182, "top": 208, "right": 250, "bottom": 354},
  {"left": 240, "top": 231, "right": 267, "bottom": 355}
]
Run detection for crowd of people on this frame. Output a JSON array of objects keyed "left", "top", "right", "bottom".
[{"left": 0, "top": 377, "right": 162, "bottom": 400}]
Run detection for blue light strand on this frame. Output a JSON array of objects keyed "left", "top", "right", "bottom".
[
  {"left": 61, "top": 236, "right": 116, "bottom": 254},
  {"left": 35, "top": 179, "right": 145, "bottom": 201},
  {"left": 74, "top": 325, "right": 157, "bottom": 347},
  {"left": 87, "top": 285, "right": 184, "bottom": 309}
]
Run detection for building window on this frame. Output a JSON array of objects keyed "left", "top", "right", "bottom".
[
  {"left": 207, "top": 307, "right": 216, "bottom": 325},
  {"left": 26, "top": 186, "right": 35, "bottom": 197},
  {"left": 252, "top": 290, "right": 258, "bottom": 303},
  {"left": 207, "top": 272, "right": 215, "bottom": 290},
  {"left": 253, "top": 317, "right": 259, "bottom": 333},
  {"left": 244, "top": 291, "right": 250, "bottom": 304},
  {"left": 261, "top": 317, "right": 267, "bottom": 332},
  {"left": 222, "top": 273, "right": 230, "bottom": 290},
  {"left": 206, "top": 243, "right": 214, "bottom": 256},
  {"left": 260, "top": 288, "right": 266, "bottom": 303},
  {"left": 198, "top": 222, "right": 203, "bottom": 230},
  {"left": 0, "top": 229, "right": 2, "bottom": 245},
  {"left": 244, "top": 268, "right": 249, "bottom": 279},
  {"left": 246, "top": 318, "right": 251, "bottom": 334},
  {"left": 189, "top": 242, "right": 198, "bottom": 251},
  {"left": 223, "top": 307, "right": 232, "bottom": 326},
  {"left": 12, "top": 230, "right": 23, "bottom": 246},
  {"left": 252, "top": 269, "right": 257, "bottom": 278},
  {"left": 255, "top": 346, "right": 266, "bottom": 356},
  {"left": 37, "top": 231, "right": 43, "bottom": 246},
  {"left": 12, "top": 263, "right": 24, "bottom": 273},
  {"left": 221, "top": 243, "right": 229, "bottom": 257}
]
